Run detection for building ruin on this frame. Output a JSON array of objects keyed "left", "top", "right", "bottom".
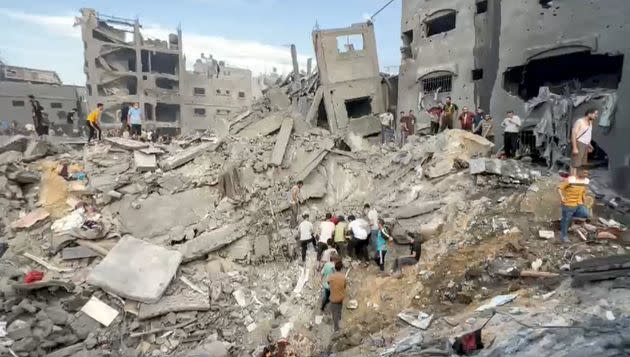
[
  {"left": 79, "top": 8, "right": 252, "bottom": 136},
  {"left": 398, "top": 0, "right": 630, "bottom": 193}
]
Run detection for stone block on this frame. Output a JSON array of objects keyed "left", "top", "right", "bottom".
[
  {"left": 23, "top": 139, "right": 50, "bottom": 162},
  {"left": 178, "top": 223, "right": 244, "bottom": 263},
  {"left": 0, "top": 135, "right": 28, "bottom": 154},
  {"left": 87, "top": 236, "right": 182, "bottom": 303},
  {"left": 0, "top": 150, "right": 23, "bottom": 165},
  {"left": 134, "top": 151, "right": 157, "bottom": 172}
]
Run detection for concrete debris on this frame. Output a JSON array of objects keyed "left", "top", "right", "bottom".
[
  {"left": 23, "top": 139, "right": 50, "bottom": 162},
  {"left": 138, "top": 289, "right": 210, "bottom": 320},
  {"left": 392, "top": 201, "right": 442, "bottom": 219},
  {"left": 475, "top": 294, "right": 518, "bottom": 312},
  {"left": 133, "top": 150, "right": 157, "bottom": 172},
  {"left": 538, "top": 230, "right": 555, "bottom": 239},
  {"left": 470, "top": 158, "right": 536, "bottom": 182},
  {"left": 0, "top": 135, "right": 29, "bottom": 154},
  {"left": 80, "top": 296, "right": 119, "bottom": 326},
  {"left": 160, "top": 140, "right": 223, "bottom": 171},
  {"left": 177, "top": 223, "right": 245, "bottom": 263},
  {"left": 104, "top": 137, "right": 150, "bottom": 150},
  {"left": 397, "top": 311, "right": 433, "bottom": 330},
  {"left": 61, "top": 246, "right": 99, "bottom": 260},
  {"left": 87, "top": 236, "right": 183, "bottom": 303},
  {"left": 10, "top": 208, "right": 50, "bottom": 229},
  {"left": 270, "top": 117, "right": 294, "bottom": 166},
  {"left": 238, "top": 112, "right": 285, "bottom": 138}
]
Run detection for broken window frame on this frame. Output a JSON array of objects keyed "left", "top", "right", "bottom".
[
  {"left": 193, "top": 108, "right": 206, "bottom": 117},
  {"left": 336, "top": 34, "right": 365, "bottom": 54},
  {"left": 472, "top": 69, "right": 484, "bottom": 81},
  {"left": 424, "top": 10, "right": 457, "bottom": 37}
]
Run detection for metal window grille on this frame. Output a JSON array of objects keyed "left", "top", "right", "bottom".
[{"left": 421, "top": 74, "right": 452, "bottom": 92}]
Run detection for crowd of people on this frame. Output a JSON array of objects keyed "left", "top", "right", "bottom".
[{"left": 288, "top": 182, "right": 423, "bottom": 332}]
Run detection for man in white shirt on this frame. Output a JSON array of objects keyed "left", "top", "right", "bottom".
[
  {"left": 298, "top": 213, "right": 316, "bottom": 264},
  {"left": 346, "top": 215, "right": 370, "bottom": 262},
  {"left": 289, "top": 181, "right": 304, "bottom": 228},
  {"left": 317, "top": 213, "right": 336, "bottom": 264},
  {"left": 501, "top": 110, "right": 521, "bottom": 159},
  {"left": 364, "top": 203, "right": 379, "bottom": 254},
  {"left": 570, "top": 108, "right": 598, "bottom": 177},
  {"left": 379, "top": 112, "right": 394, "bottom": 144}
]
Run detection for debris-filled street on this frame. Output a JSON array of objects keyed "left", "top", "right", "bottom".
[{"left": 2, "top": 1, "right": 630, "bottom": 356}]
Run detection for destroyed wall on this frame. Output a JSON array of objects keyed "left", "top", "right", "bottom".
[
  {"left": 398, "top": 0, "right": 479, "bottom": 126},
  {"left": 181, "top": 67, "right": 253, "bottom": 134},
  {"left": 313, "top": 22, "right": 386, "bottom": 133},
  {"left": 489, "top": 0, "right": 630, "bottom": 181},
  {"left": 0, "top": 81, "right": 84, "bottom": 135}
]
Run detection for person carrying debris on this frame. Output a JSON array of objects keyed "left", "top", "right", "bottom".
[
  {"left": 570, "top": 108, "right": 598, "bottom": 177},
  {"left": 393, "top": 233, "right": 422, "bottom": 276},
  {"left": 440, "top": 96, "right": 458, "bottom": 131},
  {"left": 333, "top": 215, "right": 349, "bottom": 258},
  {"left": 472, "top": 107, "right": 485, "bottom": 135},
  {"left": 558, "top": 169, "right": 590, "bottom": 244},
  {"left": 320, "top": 252, "right": 339, "bottom": 312},
  {"left": 127, "top": 102, "right": 143, "bottom": 139},
  {"left": 501, "top": 110, "right": 521, "bottom": 158},
  {"left": 347, "top": 215, "right": 370, "bottom": 262},
  {"left": 289, "top": 181, "right": 303, "bottom": 227},
  {"left": 298, "top": 213, "right": 316, "bottom": 263},
  {"left": 458, "top": 107, "right": 475, "bottom": 131},
  {"left": 379, "top": 112, "right": 394, "bottom": 144},
  {"left": 87, "top": 103, "right": 104, "bottom": 144},
  {"left": 400, "top": 111, "right": 414, "bottom": 146},
  {"left": 317, "top": 213, "right": 336, "bottom": 266},
  {"left": 327, "top": 260, "right": 346, "bottom": 332},
  {"left": 374, "top": 219, "right": 392, "bottom": 273},
  {"left": 481, "top": 114, "right": 495, "bottom": 143}
]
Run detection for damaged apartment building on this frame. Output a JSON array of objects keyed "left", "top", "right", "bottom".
[
  {"left": 398, "top": 0, "right": 630, "bottom": 194},
  {"left": 306, "top": 22, "right": 395, "bottom": 137},
  {"left": 79, "top": 8, "right": 252, "bottom": 136},
  {"left": 0, "top": 60, "right": 86, "bottom": 135}
]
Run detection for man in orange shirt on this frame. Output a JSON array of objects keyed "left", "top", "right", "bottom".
[
  {"left": 327, "top": 260, "right": 346, "bottom": 332},
  {"left": 87, "top": 103, "right": 104, "bottom": 144},
  {"left": 558, "top": 169, "right": 590, "bottom": 243}
]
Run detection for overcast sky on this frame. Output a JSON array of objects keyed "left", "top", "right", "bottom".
[{"left": 0, "top": 0, "right": 401, "bottom": 85}]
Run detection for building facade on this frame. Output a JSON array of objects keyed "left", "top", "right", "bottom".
[
  {"left": 79, "top": 8, "right": 252, "bottom": 135},
  {"left": 398, "top": 0, "right": 630, "bottom": 193}
]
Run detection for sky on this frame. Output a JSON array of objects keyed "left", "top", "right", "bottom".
[{"left": 0, "top": 0, "right": 402, "bottom": 85}]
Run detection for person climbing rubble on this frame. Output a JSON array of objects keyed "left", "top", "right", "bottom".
[
  {"left": 298, "top": 212, "right": 316, "bottom": 264},
  {"left": 327, "top": 260, "right": 346, "bottom": 332},
  {"left": 558, "top": 169, "right": 591, "bottom": 244},
  {"left": 364, "top": 203, "right": 379, "bottom": 254},
  {"left": 28, "top": 94, "right": 49, "bottom": 138},
  {"left": 317, "top": 213, "right": 336, "bottom": 268},
  {"left": 481, "top": 114, "right": 495, "bottom": 144},
  {"left": 333, "top": 215, "right": 349, "bottom": 258},
  {"left": 320, "top": 252, "right": 339, "bottom": 312},
  {"left": 501, "top": 110, "right": 521, "bottom": 158},
  {"left": 379, "top": 112, "right": 394, "bottom": 144},
  {"left": 570, "top": 108, "right": 598, "bottom": 177},
  {"left": 374, "top": 218, "right": 392, "bottom": 273},
  {"left": 87, "top": 103, "right": 104, "bottom": 144},
  {"left": 289, "top": 180, "right": 303, "bottom": 227},
  {"left": 393, "top": 233, "right": 422, "bottom": 277},
  {"left": 347, "top": 215, "right": 370, "bottom": 263}
]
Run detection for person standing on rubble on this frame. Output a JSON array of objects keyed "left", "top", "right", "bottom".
[
  {"left": 298, "top": 213, "right": 316, "bottom": 264},
  {"left": 558, "top": 169, "right": 590, "bottom": 244},
  {"left": 320, "top": 253, "right": 339, "bottom": 312},
  {"left": 289, "top": 181, "right": 303, "bottom": 227},
  {"left": 400, "top": 111, "right": 414, "bottom": 146},
  {"left": 427, "top": 104, "right": 443, "bottom": 135},
  {"left": 440, "top": 96, "right": 458, "bottom": 131},
  {"left": 472, "top": 107, "right": 485, "bottom": 135},
  {"left": 481, "top": 115, "right": 495, "bottom": 144},
  {"left": 119, "top": 103, "right": 130, "bottom": 136},
  {"left": 347, "top": 215, "right": 370, "bottom": 262},
  {"left": 458, "top": 107, "right": 475, "bottom": 132},
  {"left": 317, "top": 213, "right": 336, "bottom": 268},
  {"left": 327, "top": 260, "right": 346, "bottom": 332},
  {"left": 379, "top": 112, "right": 394, "bottom": 144},
  {"left": 393, "top": 233, "right": 422, "bottom": 277},
  {"left": 570, "top": 108, "right": 598, "bottom": 177},
  {"left": 333, "top": 216, "right": 349, "bottom": 258},
  {"left": 28, "top": 95, "right": 48, "bottom": 138},
  {"left": 365, "top": 204, "right": 379, "bottom": 254},
  {"left": 501, "top": 110, "right": 521, "bottom": 158},
  {"left": 375, "top": 219, "right": 392, "bottom": 273},
  {"left": 87, "top": 103, "right": 104, "bottom": 144},
  {"left": 127, "top": 102, "right": 143, "bottom": 139}
]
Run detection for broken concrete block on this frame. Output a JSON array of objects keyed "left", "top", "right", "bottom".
[
  {"left": 133, "top": 150, "right": 157, "bottom": 172},
  {"left": 105, "top": 137, "right": 150, "bottom": 150},
  {"left": 238, "top": 113, "right": 285, "bottom": 139},
  {"left": 470, "top": 158, "right": 532, "bottom": 181},
  {"left": 87, "top": 236, "right": 183, "bottom": 303},
  {"left": 138, "top": 289, "right": 210, "bottom": 320},
  {"left": 7, "top": 170, "right": 41, "bottom": 184},
  {"left": 0, "top": 150, "right": 23, "bottom": 165},
  {"left": 10, "top": 208, "right": 50, "bottom": 230},
  {"left": 23, "top": 139, "right": 50, "bottom": 162},
  {"left": 392, "top": 201, "right": 442, "bottom": 219},
  {"left": 270, "top": 117, "right": 293, "bottom": 166},
  {"left": 61, "top": 246, "right": 99, "bottom": 260},
  {"left": 160, "top": 140, "right": 222, "bottom": 171},
  {"left": 7, "top": 319, "right": 32, "bottom": 340},
  {"left": 538, "top": 230, "right": 555, "bottom": 240},
  {"left": 0, "top": 135, "right": 28, "bottom": 154},
  {"left": 291, "top": 140, "right": 334, "bottom": 181},
  {"left": 266, "top": 87, "right": 290, "bottom": 110},
  {"left": 232, "top": 289, "right": 247, "bottom": 307},
  {"left": 178, "top": 223, "right": 244, "bottom": 263},
  {"left": 80, "top": 296, "right": 119, "bottom": 326}
]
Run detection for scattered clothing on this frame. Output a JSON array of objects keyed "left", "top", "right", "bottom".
[{"left": 25, "top": 271, "right": 44, "bottom": 284}]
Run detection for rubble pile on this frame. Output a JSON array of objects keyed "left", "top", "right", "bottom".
[{"left": 1, "top": 91, "right": 629, "bottom": 356}]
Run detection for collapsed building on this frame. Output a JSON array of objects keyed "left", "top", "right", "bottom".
[
  {"left": 398, "top": 0, "right": 630, "bottom": 194},
  {"left": 0, "top": 61, "right": 86, "bottom": 135},
  {"left": 79, "top": 8, "right": 253, "bottom": 136}
]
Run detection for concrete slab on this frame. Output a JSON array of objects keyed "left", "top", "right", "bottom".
[
  {"left": 138, "top": 289, "right": 210, "bottom": 320},
  {"left": 133, "top": 151, "right": 157, "bottom": 172},
  {"left": 238, "top": 113, "right": 285, "bottom": 139},
  {"left": 107, "top": 187, "right": 213, "bottom": 239},
  {"left": 87, "top": 236, "right": 183, "bottom": 303},
  {"left": 392, "top": 201, "right": 442, "bottom": 219},
  {"left": 270, "top": 117, "right": 293, "bottom": 166},
  {"left": 291, "top": 139, "right": 334, "bottom": 182},
  {"left": 10, "top": 208, "right": 50, "bottom": 229},
  {"left": 23, "top": 139, "right": 50, "bottom": 162},
  {"left": 348, "top": 116, "right": 381, "bottom": 137},
  {"left": 304, "top": 87, "right": 324, "bottom": 126},
  {"left": 105, "top": 137, "right": 149, "bottom": 150},
  {"left": 80, "top": 296, "right": 119, "bottom": 326},
  {"left": 0, "top": 135, "right": 28, "bottom": 154},
  {"left": 178, "top": 223, "right": 244, "bottom": 263},
  {"left": 0, "top": 150, "right": 23, "bottom": 165},
  {"left": 61, "top": 246, "right": 99, "bottom": 260},
  {"left": 160, "top": 140, "right": 222, "bottom": 171}
]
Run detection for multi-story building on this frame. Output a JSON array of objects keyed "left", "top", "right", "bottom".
[
  {"left": 398, "top": 0, "right": 630, "bottom": 194},
  {"left": 79, "top": 8, "right": 252, "bottom": 136},
  {"left": 0, "top": 61, "right": 85, "bottom": 135}
]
